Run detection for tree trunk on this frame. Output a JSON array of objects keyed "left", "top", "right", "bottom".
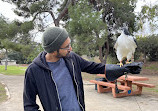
[
  {"left": 99, "top": 47, "right": 104, "bottom": 63},
  {"left": 95, "top": 31, "right": 105, "bottom": 63},
  {"left": 104, "top": 36, "right": 110, "bottom": 63},
  {"left": 54, "top": 19, "right": 60, "bottom": 27},
  {"left": 49, "top": 0, "right": 71, "bottom": 27},
  {"left": 143, "top": 52, "right": 146, "bottom": 63},
  {"left": 5, "top": 49, "right": 8, "bottom": 70},
  {"left": 96, "top": 31, "right": 109, "bottom": 64},
  {"left": 100, "top": 35, "right": 110, "bottom": 64}
]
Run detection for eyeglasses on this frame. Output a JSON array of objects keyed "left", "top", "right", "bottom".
[{"left": 60, "top": 43, "right": 71, "bottom": 50}]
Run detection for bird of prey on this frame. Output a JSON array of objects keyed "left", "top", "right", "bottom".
[{"left": 114, "top": 28, "right": 137, "bottom": 67}]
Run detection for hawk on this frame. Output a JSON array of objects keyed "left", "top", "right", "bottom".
[{"left": 114, "top": 28, "right": 137, "bottom": 67}]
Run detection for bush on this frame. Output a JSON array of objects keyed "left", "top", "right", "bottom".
[
  {"left": 106, "top": 54, "right": 118, "bottom": 64},
  {"left": 136, "top": 35, "right": 158, "bottom": 61}
]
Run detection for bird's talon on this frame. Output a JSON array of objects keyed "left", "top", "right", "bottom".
[
  {"left": 117, "top": 63, "right": 123, "bottom": 67},
  {"left": 126, "top": 61, "right": 132, "bottom": 64}
]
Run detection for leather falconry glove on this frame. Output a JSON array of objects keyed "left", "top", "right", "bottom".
[{"left": 105, "top": 62, "right": 143, "bottom": 81}]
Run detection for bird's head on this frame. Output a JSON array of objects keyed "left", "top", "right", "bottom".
[{"left": 123, "top": 28, "right": 130, "bottom": 35}]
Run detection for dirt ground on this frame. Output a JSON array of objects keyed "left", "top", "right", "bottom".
[{"left": 0, "top": 73, "right": 158, "bottom": 111}]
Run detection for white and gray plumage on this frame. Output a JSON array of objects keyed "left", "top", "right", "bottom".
[{"left": 114, "top": 28, "right": 137, "bottom": 66}]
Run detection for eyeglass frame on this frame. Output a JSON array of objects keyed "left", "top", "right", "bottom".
[{"left": 59, "top": 43, "right": 71, "bottom": 50}]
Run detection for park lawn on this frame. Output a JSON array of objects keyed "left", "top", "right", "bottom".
[
  {"left": 0, "top": 65, "right": 27, "bottom": 76},
  {"left": 0, "top": 82, "right": 7, "bottom": 103}
]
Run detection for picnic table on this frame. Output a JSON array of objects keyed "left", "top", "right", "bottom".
[{"left": 90, "top": 74, "right": 155, "bottom": 98}]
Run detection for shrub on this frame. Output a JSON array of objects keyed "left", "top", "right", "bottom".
[{"left": 136, "top": 35, "right": 158, "bottom": 61}]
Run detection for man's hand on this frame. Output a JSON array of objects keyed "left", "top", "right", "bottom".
[
  {"left": 124, "top": 62, "right": 143, "bottom": 74},
  {"left": 105, "top": 62, "right": 143, "bottom": 81}
]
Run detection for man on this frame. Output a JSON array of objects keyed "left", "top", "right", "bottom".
[{"left": 23, "top": 27, "right": 142, "bottom": 111}]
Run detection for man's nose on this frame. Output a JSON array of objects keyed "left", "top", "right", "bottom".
[{"left": 69, "top": 46, "right": 72, "bottom": 51}]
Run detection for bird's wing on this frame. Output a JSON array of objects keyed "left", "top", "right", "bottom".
[
  {"left": 114, "top": 40, "right": 118, "bottom": 50},
  {"left": 133, "top": 37, "right": 137, "bottom": 46},
  {"left": 128, "top": 35, "right": 137, "bottom": 48}
]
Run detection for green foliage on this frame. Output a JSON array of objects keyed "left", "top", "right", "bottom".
[
  {"left": 26, "top": 44, "right": 43, "bottom": 63},
  {"left": 30, "top": 1, "right": 48, "bottom": 15},
  {"left": 0, "top": 17, "right": 7, "bottom": 41},
  {"left": 7, "top": 22, "right": 19, "bottom": 38},
  {"left": 8, "top": 51, "right": 26, "bottom": 64},
  {"left": 101, "top": 0, "right": 137, "bottom": 32},
  {"left": 1, "top": 39, "right": 22, "bottom": 52},
  {"left": 9, "top": 0, "right": 71, "bottom": 27},
  {"left": 106, "top": 54, "right": 118, "bottom": 64},
  {"left": 66, "top": 0, "right": 138, "bottom": 63},
  {"left": 141, "top": 5, "right": 158, "bottom": 20},
  {"left": 136, "top": 35, "right": 158, "bottom": 61},
  {"left": 138, "top": 4, "right": 158, "bottom": 33},
  {"left": 20, "top": 21, "right": 34, "bottom": 33},
  {"left": 147, "top": 35, "right": 158, "bottom": 61},
  {"left": 67, "top": 0, "right": 107, "bottom": 56},
  {"left": 2, "top": 43, "right": 42, "bottom": 64},
  {"left": 0, "top": 16, "right": 36, "bottom": 64},
  {"left": 0, "top": 18, "right": 19, "bottom": 40}
]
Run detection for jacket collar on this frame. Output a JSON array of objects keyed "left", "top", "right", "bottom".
[{"left": 33, "top": 51, "right": 73, "bottom": 70}]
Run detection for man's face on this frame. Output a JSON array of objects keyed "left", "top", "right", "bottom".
[{"left": 56, "top": 37, "right": 72, "bottom": 58}]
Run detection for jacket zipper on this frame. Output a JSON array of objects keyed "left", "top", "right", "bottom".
[
  {"left": 40, "top": 62, "right": 62, "bottom": 111},
  {"left": 71, "top": 60, "right": 84, "bottom": 111},
  {"left": 50, "top": 72, "right": 62, "bottom": 111}
]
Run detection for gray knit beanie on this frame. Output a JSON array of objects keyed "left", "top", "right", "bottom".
[{"left": 42, "top": 27, "right": 69, "bottom": 53}]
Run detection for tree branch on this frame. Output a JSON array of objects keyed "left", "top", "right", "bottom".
[
  {"left": 32, "top": 10, "right": 56, "bottom": 22},
  {"left": 57, "top": 0, "right": 72, "bottom": 21}
]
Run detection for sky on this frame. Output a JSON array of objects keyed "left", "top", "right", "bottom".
[
  {"left": 0, "top": 0, "right": 158, "bottom": 42},
  {"left": 134, "top": 0, "right": 158, "bottom": 36},
  {"left": 0, "top": 1, "right": 24, "bottom": 21}
]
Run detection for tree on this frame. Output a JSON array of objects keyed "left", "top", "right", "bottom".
[
  {"left": 67, "top": 0, "right": 137, "bottom": 63},
  {"left": 26, "top": 43, "right": 43, "bottom": 63},
  {"left": 135, "top": 3, "right": 158, "bottom": 62},
  {"left": 139, "top": 4, "right": 158, "bottom": 34},
  {"left": 8, "top": 51, "right": 26, "bottom": 64},
  {"left": 96, "top": 0, "right": 137, "bottom": 61},
  {"left": 3, "top": 0, "right": 74, "bottom": 28},
  {"left": 0, "top": 16, "right": 34, "bottom": 69},
  {"left": 136, "top": 35, "right": 158, "bottom": 62},
  {"left": 67, "top": 0, "right": 108, "bottom": 63}
]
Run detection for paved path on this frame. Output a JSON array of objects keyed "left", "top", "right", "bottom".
[
  {"left": 0, "top": 74, "right": 24, "bottom": 111},
  {"left": 0, "top": 74, "right": 43, "bottom": 111},
  {"left": 0, "top": 74, "right": 158, "bottom": 111},
  {"left": 84, "top": 82, "right": 158, "bottom": 111}
]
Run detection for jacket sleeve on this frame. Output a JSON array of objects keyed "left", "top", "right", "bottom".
[
  {"left": 72, "top": 52, "right": 105, "bottom": 74},
  {"left": 23, "top": 67, "right": 40, "bottom": 111}
]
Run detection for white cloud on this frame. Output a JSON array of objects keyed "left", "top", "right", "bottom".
[
  {"left": 134, "top": 0, "right": 158, "bottom": 36},
  {"left": 135, "top": 0, "right": 158, "bottom": 13},
  {"left": 0, "top": 0, "right": 23, "bottom": 21}
]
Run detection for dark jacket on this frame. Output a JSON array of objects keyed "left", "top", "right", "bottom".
[{"left": 23, "top": 51, "right": 105, "bottom": 111}]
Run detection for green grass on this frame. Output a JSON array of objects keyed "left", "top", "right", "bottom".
[
  {"left": 81, "top": 72, "right": 98, "bottom": 81},
  {"left": 144, "top": 66, "right": 158, "bottom": 71},
  {"left": 143, "top": 85, "right": 158, "bottom": 92},
  {"left": 0, "top": 82, "right": 7, "bottom": 103},
  {"left": 143, "top": 62, "right": 158, "bottom": 71},
  {"left": 0, "top": 65, "right": 27, "bottom": 75}
]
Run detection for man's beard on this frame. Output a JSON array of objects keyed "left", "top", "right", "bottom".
[{"left": 56, "top": 51, "right": 70, "bottom": 58}]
